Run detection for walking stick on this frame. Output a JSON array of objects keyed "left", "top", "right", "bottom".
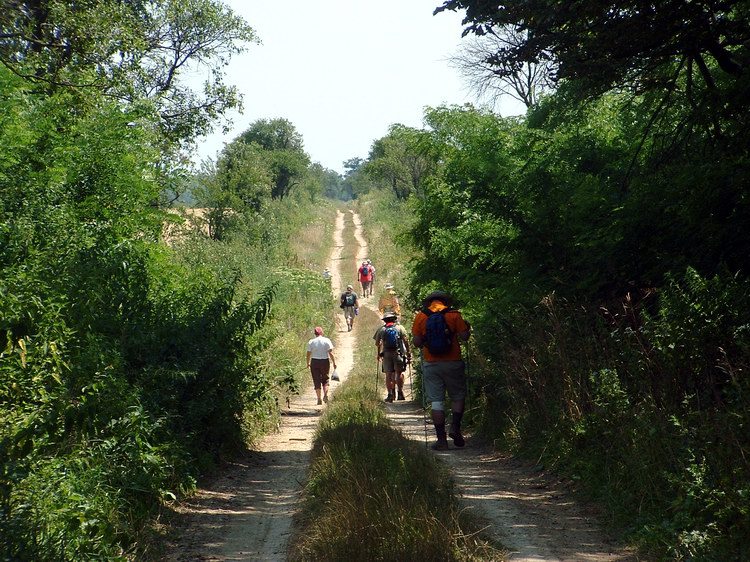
[
  {"left": 419, "top": 353, "right": 429, "bottom": 448},
  {"left": 375, "top": 355, "right": 379, "bottom": 394},
  {"left": 407, "top": 359, "right": 414, "bottom": 400}
]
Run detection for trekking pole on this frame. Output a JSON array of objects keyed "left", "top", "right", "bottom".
[
  {"left": 375, "top": 356, "right": 379, "bottom": 394},
  {"left": 465, "top": 338, "right": 473, "bottom": 423},
  {"left": 419, "top": 353, "right": 429, "bottom": 449},
  {"left": 407, "top": 359, "right": 414, "bottom": 400}
]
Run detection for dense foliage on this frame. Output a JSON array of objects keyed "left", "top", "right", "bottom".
[
  {"left": 358, "top": 2, "right": 750, "bottom": 558},
  {"left": 0, "top": 3, "right": 336, "bottom": 559}
]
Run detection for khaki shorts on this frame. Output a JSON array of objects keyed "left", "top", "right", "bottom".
[
  {"left": 422, "top": 360, "right": 466, "bottom": 402},
  {"left": 381, "top": 350, "right": 404, "bottom": 373},
  {"left": 343, "top": 306, "right": 356, "bottom": 319}
]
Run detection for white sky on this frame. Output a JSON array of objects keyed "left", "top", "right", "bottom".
[{"left": 189, "top": 0, "right": 525, "bottom": 174}]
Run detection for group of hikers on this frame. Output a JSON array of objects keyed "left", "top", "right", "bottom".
[{"left": 306, "top": 257, "right": 471, "bottom": 451}]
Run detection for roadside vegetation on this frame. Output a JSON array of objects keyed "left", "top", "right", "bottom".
[
  {"left": 0, "top": 3, "right": 341, "bottom": 558},
  {"left": 4, "top": 1, "right": 749, "bottom": 560},
  {"left": 351, "top": 3, "right": 750, "bottom": 558}
]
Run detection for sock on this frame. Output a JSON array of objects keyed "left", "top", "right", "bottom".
[
  {"left": 451, "top": 411, "right": 464, "bottom": 433},
  {"left": 435, "top": 424, "right": 447, "bottom": 441}
]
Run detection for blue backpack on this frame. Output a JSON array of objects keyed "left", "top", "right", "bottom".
[
  {"left": 423, "top": 308, "right": 453, "bottom": 355},
  {"left": 383, "top": 323, "right": 401, "bottom": 351}
]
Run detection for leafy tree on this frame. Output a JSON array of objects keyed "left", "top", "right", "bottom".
[
  {"left": 302, "top": 162, "right": 335, "bottom": 201},
  {"left": 0, "top": 3, "right": 284, "bottom": 558},
  {"left": 436, "top": 0, "right": 750, "bottom": 96},
  {"left": 364, "top": 124, "right": 436, "bottom": 200},
  {"left": 340, "top": 156, "right": 374, "bottom": 200},
  {"left": 239, "top": 118, "right": 311, "bottom": 199},
  {"left": 319, "top": 165, "right": 345, "bottom": 200},
  {"left": 215, "top": 140, "right": 271, "bottom": 212},
  {"left": 0, "top": 0, "right": 257, "bottom": 147},
  {"left": 192, "top": 137, "right": 280, "bottom": 240}
]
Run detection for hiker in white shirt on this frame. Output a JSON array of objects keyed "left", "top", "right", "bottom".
[{"left": 306, "top": 326, "right": 337, "bottom": 405}]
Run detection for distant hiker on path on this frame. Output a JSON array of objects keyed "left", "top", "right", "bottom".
[
  {"left": 322, "top": 267, "right": 331, "bottom": 283},
  {"left": 374, "top": 311, "right": 411, "bottom": 402},
  {"left": 378, "top": 283, "right": 401, "bottom": 318},
  {"left": 306, "top": 327, "right": 337, "bottom": 406},
  {"left": 411, "top": 291, "right": 471, "bottom": 450},
  {"left": 339, "top": 284, "right": 359, "bottom": 331},
  {"left": 358, "top": 260, "right": 374, "bottom": 297}
]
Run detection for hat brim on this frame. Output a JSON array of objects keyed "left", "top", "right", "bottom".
[{"left": 422, "top": 290, "right": 453, "bottom": 308}]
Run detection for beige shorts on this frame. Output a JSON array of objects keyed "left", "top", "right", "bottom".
[
  {"left": 422, "top": 360, "right": 466, "bottom": 402},
  {"left": 381, "top": 350, "right": 404, "bottom": 373}
]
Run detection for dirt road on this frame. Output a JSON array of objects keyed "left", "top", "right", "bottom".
[{"left": 164, "top": 209, "right": 638, "bottom": 561}]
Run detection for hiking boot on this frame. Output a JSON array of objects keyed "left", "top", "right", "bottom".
[
  {"left": 384, "top": 393, "right": 394, "bottom": 403},
  {"left": 317, "top": 398, "right": 323, "bottom": 405},
  {"left": 449, "top": 429, "right": 465, "bottom": 448},
  {"left": 397, "top": 391, "right": 405, "bottom": 401},
  {"left": 431, "top": 439, "right": 449, "bottom": 451}
]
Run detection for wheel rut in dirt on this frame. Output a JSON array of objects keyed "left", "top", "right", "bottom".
[{"left": 351, "top": 212, "right": 637, "bottom": 562}]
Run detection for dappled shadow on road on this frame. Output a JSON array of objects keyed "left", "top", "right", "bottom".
[
  {"left": 163, "top": 446, "right": 314, "bottom": 561},
  {"left": 383, "top": 382, "right": 637, "bottom": 562}
]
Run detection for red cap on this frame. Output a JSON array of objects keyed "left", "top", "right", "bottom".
[{"left": 314, "top": 326, "right": 323, "bottom": 336}]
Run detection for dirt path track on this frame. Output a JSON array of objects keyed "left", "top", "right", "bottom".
[
  {"left": 350, "top": 212, "right": 637, "bottom": 562},
  {"left": 165, "top": 209, "right": 638, "bottom": 561}
]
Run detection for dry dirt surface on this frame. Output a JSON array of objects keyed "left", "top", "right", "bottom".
[{"left": 163, "top": 209, "right": 640, "bottom": 562}]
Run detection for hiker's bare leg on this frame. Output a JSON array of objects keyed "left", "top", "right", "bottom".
[
  {"left": 431, "top": 409, "right": 445, "bottom": 425},
  {"left": 323, "top": 383, "right": 329, "bottom": 402},
  {"left": 386, "top": 371, "right": 395, "bottom": 391}
]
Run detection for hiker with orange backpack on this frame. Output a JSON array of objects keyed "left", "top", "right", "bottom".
[
  {"left": 374, "top": 311, "right": 411, "bottom": 402},
  {"left": 411, "top": 291, "right": 471, "bottom": 450},
  {"left": 378, "top": 282, "right": 401, "bottom": 317}
]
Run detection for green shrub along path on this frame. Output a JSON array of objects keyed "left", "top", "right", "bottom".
[
  {"left": 165, "top": 209, "right": 637, "bottom": 561},
  {"left": 162, "top": 209, "right": 358, "bottom": 561}
]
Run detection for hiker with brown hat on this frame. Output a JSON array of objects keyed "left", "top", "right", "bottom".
[
  {"left": 411, "top": 290, "right": 471, "bottom": 450},
  {"left": 374, "top": 311, "right": 411, "bottom": 402}
]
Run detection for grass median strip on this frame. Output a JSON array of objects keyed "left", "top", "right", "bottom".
[{"left": 289, "top": 304, "right": 503, "bottom": 561}]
